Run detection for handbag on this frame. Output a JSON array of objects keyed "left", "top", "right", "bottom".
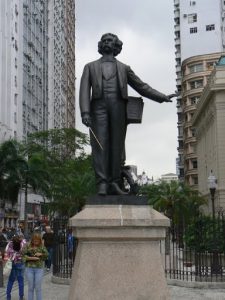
[
  {"left": 3, "top": 259, "right": 12, "bottom": 276},
  {"left": 3, "top": 252, "right": 16, "bottom": 276}
]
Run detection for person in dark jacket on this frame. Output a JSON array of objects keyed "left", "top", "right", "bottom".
[{"left": 42, "top": 226, "right": 54, "bottom": 271}]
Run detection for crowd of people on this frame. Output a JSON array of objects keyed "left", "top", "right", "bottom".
[{"left": 0, "top": 225, "right": 56, "bottom": 300}]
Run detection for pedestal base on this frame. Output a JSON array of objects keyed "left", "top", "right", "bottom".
[{"left": 69, "top": 205, "right": 170, "bottom": 300}]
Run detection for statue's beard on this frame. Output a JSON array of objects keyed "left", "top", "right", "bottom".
[{"left": 102, "top": 45, "right": 113, "bottom": 54}]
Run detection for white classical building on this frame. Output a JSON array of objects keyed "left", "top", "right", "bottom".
[
  {"left": 161, "top": 173, "right": 178, "bottom": 183},
  {"left": 174, "top": 0, "right": 225, "bottom": 186},
  {"left": 192, "top": 57, "right": 225, "bottom": 212}
]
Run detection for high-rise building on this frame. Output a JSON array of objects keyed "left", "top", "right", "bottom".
[
  {"left": 0, "top": 0, "right": 48, "bottom": 142},
  {"left": 48, "top": 0, "right": 75, "bottom": 129},
  {"left": 0, "top": 0, "right": 22, "bottom": 141},
  {"left": 174, "top": 0, "right": 225, "bottom": 187},
  {"left": 22, "top": 0, "right": 49, "bottom": 139},
  {"left": 0, "top": 0, "right": 76, "bottom": 143}
]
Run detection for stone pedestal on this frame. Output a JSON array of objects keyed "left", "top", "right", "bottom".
[{"left": 69, "top": 204, "right": 170, "bottom": 300}]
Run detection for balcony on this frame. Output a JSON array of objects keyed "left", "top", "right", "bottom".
[
  {"left": 176, "top": 78, "right": 181, "bottom": 85},
  {"left": 184, "top": 106, "right": 196, "bottom": 115},
  {"left": 176, "top": 66, "right": 181, "bottom": 74},
  {"left": 185, "top": 168, "right": 198, "bottom": 176},
  {"left": 174, "top": 24, "right": 180, "bottom": 32},
  {"left": 175, "top": 37, "right": 181, "bottom": 46},
  {"left": 174, "top": 10, "right": 180, "bottom": 18},
  {"left": 175, "top": 51, "right": 181, "bottom": 59}
]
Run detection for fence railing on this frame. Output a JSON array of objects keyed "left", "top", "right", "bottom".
[
  {"left": 52, "top": 213, "right": 225, "bottom": 283},
  {"left": 163, "top": 213, "right": 225, "bottom": 282},
  {"left": 52, "top": 217, "right": 77, "bottom": 279}
]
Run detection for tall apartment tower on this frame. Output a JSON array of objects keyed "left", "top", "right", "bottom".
[
  {"left": 48, "top": 0, "right": 76, "bottom": 129},
  {"left": 0, "top": 0, "right": 75, "bottom": 143},
  {"left": 174, "top": 0, "right": 225, "bottom": 187},
  {"left": 22, "top": 0, "right": 49, "bottom": 139},
  {"left": 0, "top": 0, "right": 48, "bottom": 142},
  {"left": 0, "top": 0, "right": 22, "bottom": 141}
]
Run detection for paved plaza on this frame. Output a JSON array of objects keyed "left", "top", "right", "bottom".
[{"left": 1, "top": 272, "right": 225, "bottom": 299}]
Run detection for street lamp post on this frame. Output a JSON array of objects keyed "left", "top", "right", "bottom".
[
  {"left": 207, "top": 171, "right": 221, "bottom": 275},
  {"left": 208, "top": 171, "right": 217, "bottom": 220}
]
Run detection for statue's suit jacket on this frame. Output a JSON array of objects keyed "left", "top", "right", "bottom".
[{"left": 79, "top": 58, "right": 168, "bottom": 115}]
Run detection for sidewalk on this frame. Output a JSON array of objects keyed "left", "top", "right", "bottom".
[
  {"left": 0, "top": 271, "right": 69, "bottom": 300},
  {"left": 1, "top": 272, "right": 225, "bottom": 299}
]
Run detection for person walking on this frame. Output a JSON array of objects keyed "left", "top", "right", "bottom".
[
  {"left": 42, "top": 226, "right": 54, "bottom": 271},
  {"left": 22, "top": 232, "right": 48, "bottom": 300},
  {"left": 5, "top": 235, "right": 26, "bottom": 300}
]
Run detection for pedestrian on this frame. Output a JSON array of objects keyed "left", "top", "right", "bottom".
[
  {"left": 67, "top": 229, "right": 75, "bottom": 260},
  {"left": 42, "top": 226, "right": 54, "bottom": 271},
  {"left": 0, "top": 227, "right": 8, "bottom": 254},
  {"left": 5, "top": 235, "right": 26, "bottom": 300},
  {"left": 22, "top": 232, "right": 48, "bottom": 300}
]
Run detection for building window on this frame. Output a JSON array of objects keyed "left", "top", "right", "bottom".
[
  {"left": 178, "top": 127, "right": 183, "bottom": 137},
  {"left": 193, "top": 176, "right": 198, "bottom": 185},
  {"left": 15, "top": 40, "right": 18, "bottom": 51},
  {"left": 189, "top": 79, "right": 203, "bottom": 89},
  {"left": 14, "top": 76, "right": 17, "bottom": 87},
  {"left": 206, "top": 61, "right": 215, "bottom": 70},
  {"left": 190, "top": 27, "right": 197, "bottom": 34},
  {"left": 190, "top": 1, "right": 196, "bottom": 5},
  {"left": 178, "top": 113, "right": 183, "bottom": 122},
  {"left": 14, "top": 112, "right": 17, "bottom": 123},
  {"left": 178, "top": 140, "right": 184, "bottom": 150},
  {"left": 14, "top": 94, "right": 18, "bottom": 105},
  {"left": 15, "top": 4, "right": 18, "bottom": 16},
  {"left": 188, "top": 13, "right": 197, "bottom": 23},
  {"left": 190, "top": 96, "right": 200, "bottom": 105},
  {"left": 180, "top": 168, "right": 184, "bottom": 177},
  {"left": 15, "top": 57, "right": 17, "bottom": 68},
  {"left": 191, "top": 128, "right": 196, "bottom": 137},
  {"left": 189, "top": 63, "right": 203, "bottom": 73},
  {"left": 15, "top": 22, "right": 18, "bottom": 33},
  {"left": 14, "top": 131, "right": 17, "bottom": 138},
  {"left": 192, "top": 160, "right": 197, "bottom": 169},
  {"left": 206, "top": 24, "right": 215, "bottom": 31}
]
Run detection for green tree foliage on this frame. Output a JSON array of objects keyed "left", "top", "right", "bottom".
[
  {"left": 0, "top": 128, "right": 95, "bottom": 217},
  {"left": 0, "top": 140, "right": 27, "bottom": 203},
  {"left": 27, "top": 128, "right": 95, "bottom": 217},
  {"left": 141, "top": 181, "right": 207, "bottom": 227},
  {"left": 184, "top": 215, "right": 225, "bottom": 252}
]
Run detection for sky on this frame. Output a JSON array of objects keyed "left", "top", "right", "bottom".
[{"left": 75, "top": 0, "right": 177, "bottom": 179}]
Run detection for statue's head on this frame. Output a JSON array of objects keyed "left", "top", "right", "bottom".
[{"left": 98, "top": 33, "right": 123, "bottom": 57}]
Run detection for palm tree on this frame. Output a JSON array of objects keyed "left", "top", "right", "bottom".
[
  {"left": 141, "top": 180, "right": 206, "bottom": 226},
  {"left": 0, "top": 140, "right": 27, "bottom": 204}
]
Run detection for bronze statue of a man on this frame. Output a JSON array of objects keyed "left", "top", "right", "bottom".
[{"left": 79, "top": 33, "right": 174, "bottom": 196}]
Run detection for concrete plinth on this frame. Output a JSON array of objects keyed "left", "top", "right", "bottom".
[{"left": 69, "top": 205, "right": 170, "bottom": 300}]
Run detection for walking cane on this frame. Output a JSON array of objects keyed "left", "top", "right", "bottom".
[{"left": 89, "top": 127, "right": 103, "bottom": 150}]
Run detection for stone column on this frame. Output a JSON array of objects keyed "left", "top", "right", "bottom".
[{"left": 69, "top": 204, "right": 170, "bottom": 300}]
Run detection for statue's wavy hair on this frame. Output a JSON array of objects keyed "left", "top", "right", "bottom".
[{"left": 98, "top": 33, "right": 123, "bottom": 57}]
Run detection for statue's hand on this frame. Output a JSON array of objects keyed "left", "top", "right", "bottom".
[
  {"left": 164, "top": 93, "right": 178, "bottom": 102},
  {"left": 82, "top": 113, "right": 92, "bottom": 127}
]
